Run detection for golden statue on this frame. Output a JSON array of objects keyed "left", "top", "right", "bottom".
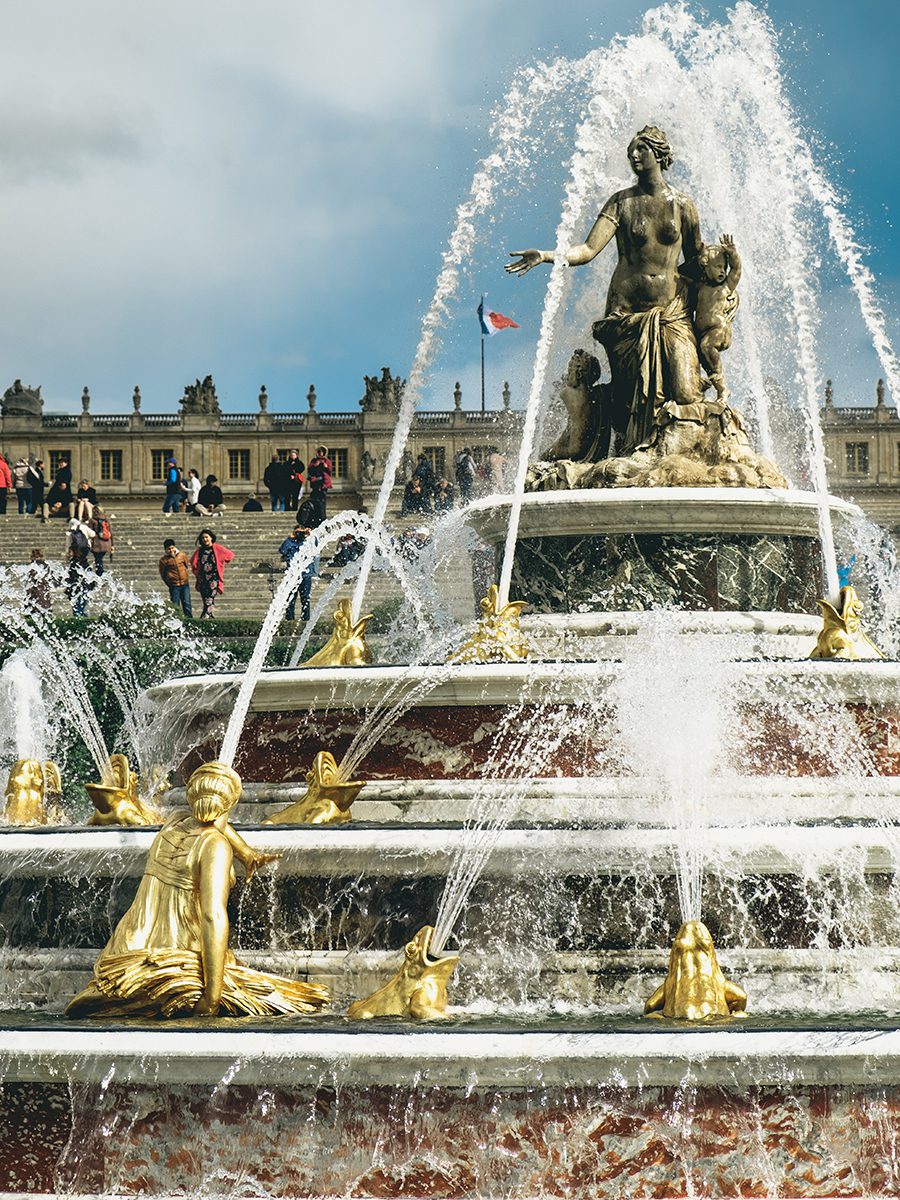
[
  {"left": 264, "top": 750, "right": 365, "bottom": 825},
  {"left": 347, "top": 925, "right": 458, "bottom": 1020},
  {"left": 67, "top": 761, "right": 330, "bottom": 1018},
  {"left": 3, "top": 759, "right": 63, "bottom": 825},
  {"left": 644, "top": 920, "right": 747, "bottom": 1021},
  {"left": 810, "top": 585, "right": 884, "bottom": 661},
  {"left": 301, "top": 598, "right": 373, "bottom": 668},
  {"left": 449, "top": 585, "right": 529, "bottom": 664},
  {"left": 85, "top": 754, "right": 165, "bottom": 826}
]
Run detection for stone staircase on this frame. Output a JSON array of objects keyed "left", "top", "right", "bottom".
[{"left": 0, "top": 509, "right": 476, "bottom": 621}]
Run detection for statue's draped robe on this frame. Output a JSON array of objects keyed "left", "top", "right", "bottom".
[
  {"left": 593, "top": 278, "right": 707, "bottom": 456},
  {"left": 67, "top": 813, "right": 329, "bottom": 1018}
]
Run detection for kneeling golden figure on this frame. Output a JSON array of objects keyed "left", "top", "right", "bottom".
[
  {"left": 301, "top": 598, "right": 373, "bottom": 668},
  {"left": 644, "top": 920, "right": 747, "bottom": 1021},
  {"left": 3, "top": 759, "right": 63, "bottom": 825},
  {"left": 347, "top": 925, "right": 458, "bottom": 1020},
  {"left": 67, "top": 760, "right": 330, "bottom": 1019}
]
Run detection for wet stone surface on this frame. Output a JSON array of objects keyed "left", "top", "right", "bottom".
[{"left": 508, "top": 532, "right": 821, "bottom": 613}]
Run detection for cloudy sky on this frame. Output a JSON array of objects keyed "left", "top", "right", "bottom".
[{"left": 0, "top": 0, "right": 897, "bottom": 415}]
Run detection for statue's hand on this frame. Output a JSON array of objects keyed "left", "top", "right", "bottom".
[
  {"left": 505, "top": 249, "right": 543, "bottom": 276},
  {"left": 721, "top": 233, "right": 735, "bottom": 251},
  {"left": 246, "top": 849, "right": 281, "bottom": 879}
]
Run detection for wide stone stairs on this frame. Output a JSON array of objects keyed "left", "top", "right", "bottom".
[{"left": 0, "top": 510, "right": 475, "bottom": 621}]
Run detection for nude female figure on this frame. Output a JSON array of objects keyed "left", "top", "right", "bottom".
[{"left": 507, "top": 126, "right": 707, "bottom": 456}]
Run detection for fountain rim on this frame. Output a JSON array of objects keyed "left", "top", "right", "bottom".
[{"left": 465, "top": 486, "right": 862, "bottom": 540}]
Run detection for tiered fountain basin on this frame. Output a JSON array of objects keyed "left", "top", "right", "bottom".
[
  {"left": 469, "top": 487, "right": 858, "bottom": 614},
  {"left": 150, "top": 657, "right": 900, "bottom": 783}
]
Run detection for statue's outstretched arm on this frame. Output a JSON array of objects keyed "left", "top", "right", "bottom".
[{"left": 506, "top": 214, "right": 616, "bottom": 276}]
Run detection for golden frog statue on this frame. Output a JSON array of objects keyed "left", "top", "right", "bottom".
[
  {"left": 644, "top": 920, "right": 747, "bottom": 1021},
  {"left": 449, "top": 585, "right": 529, "bottom": 664},
  {"left": 3, "top": 759, "right": 63, "bottom": 825},
  {"left": 347, "top": 925, "right": 459, "bottom": 1020},
  {"left": 85, "top": 753, "right": 165, "bottom": 826},
  {"left": 264, "top": 751, "right": 365, "bottom": 825},
  {"left": 810, "top": 585, "right": 884, "bottom": 661},
  {"left": 301, "top": 599, "right": 373, "bottom": 668}
]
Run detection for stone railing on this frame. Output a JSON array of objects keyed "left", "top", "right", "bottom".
[
  {"left": 270, "top": 413, "right": 308, "bottom": 428},
  {"left": 93, "top": 414, "right": 130, "bottom": 428},
  {"left": 219, "top": 413, "right": 257, "bottom": 427},
  {"left": 318, "top": 413, "right": 359, "bottom": 427},
  {"left": 825, "top": 407, "right": 878, "bottom": 421},
  {"left": 142, "top": 414, "right": 182, "bottom": 427}
]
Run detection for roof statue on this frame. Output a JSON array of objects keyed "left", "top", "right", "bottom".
[
  {"left": 1, "top": 379, "right": 43, "bottom": 418},
  {"left": 361, "top": 367, "right": 405, "bottom": 413},
  {"left": 180, "top": 375, "right": 221, "bottom": 415}
]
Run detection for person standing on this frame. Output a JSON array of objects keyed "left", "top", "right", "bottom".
[
  {"left": 307, "top": 446, "right": 332, "bottom": 525},
  {"left": 158, "top": 538, "right": 193, "bottom": 618},
  {"left": 455, "top": 447, "right": 476, "bottom": 503},
  {"left": 12, "top": 458, "right": 31, "bottom": 514},
  {"left": 190, "top": 529, "right": 234, "bottom": 619},
  {"left": 65, "top": 519, "right": 92, "bottom": 616},
  {"left": 286, "top": 450, "right": 305, "bottom": 511},
  {"left": 263, "top": 454, "right": 283, "bottom": 512},
  {"left": 413, "top": 452, "right": 436, "bottom": 497},
  {"left": 0, "top": 452, "right": 12, "bottom": 514},
  {"left": 279, "top": 526, "right": 313, "bottom": 622},
  {"left": 89, "top": 506, "right": 114, "bottom": 575},
  {"left": 24, "top": 548, "right": 51, "bottom": 615},
  {"left": 27, "top": 460, "right": 45, "bottom": 516},
  {"left": 44, "top": 457, "right": 74, "bottom": 521},
  {"left": 162, "top": 458, "right": 183, "bottom": 514},
  {"left": 184, "top": 468, "right": 201, "bottom": 514}
]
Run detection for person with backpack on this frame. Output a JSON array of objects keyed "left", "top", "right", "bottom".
[
  {"left": 278, "top": 526, "right": 313, "bottom": 622},
  {"left": 27, "top": 460, "right": 45, "bottom": 516},
  {"left": 455, "top": 447, "right": 476, "bottom": 503},
  {"left": 12, "top": 458, "right": 31, "bottom": 514},
  {"left": 89, "top": 507, "right": 114, "bottom": 575},
  {"left": 307, "top": 446, "right": 332, "bottom": 525},
  {"left": 65, "top": 518, "right": 93, "bottom": 615},
  {"left": 162, "top": 458, "right": 183, "bottom": 514}
]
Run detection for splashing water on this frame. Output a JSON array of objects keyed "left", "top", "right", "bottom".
[{"left": 0, "top": 651, "right": 49, "bottom": 763}]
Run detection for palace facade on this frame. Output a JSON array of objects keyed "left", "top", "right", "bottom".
[{"left": 1, "top": 370, "right": 897, "bottom": 530}]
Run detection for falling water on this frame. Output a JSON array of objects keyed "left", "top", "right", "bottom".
[{"left": 0, "top": 651, "right": 48, "bottom": 763}]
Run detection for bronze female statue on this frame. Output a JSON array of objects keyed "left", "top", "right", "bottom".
[
  {"left": 507, "top": 127, "right": 784, "bottom": 489},
  {"left": 67, "top": 761, "right": 330, "bottom": 1018},
  {"left": 508, "top": 126, "right": 708, "bottom": 455}
]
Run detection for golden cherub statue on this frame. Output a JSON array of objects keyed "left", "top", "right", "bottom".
[
  {"left": 644, "top": 920, "right": 747, "bottom": 1021},
  {"left": 348, "top": 925, "right": 459, "bottom": 1020},
  {"left": 85, "top": 753, "right": 165, "bottom": 826},
  {"left": 67, "top": 760, "right": 330, "bottom": 1018},
  {"left": 810, "top": 585, "right": 884, "bottom": 661},
  {"left": 449, "top": 585, "right": 529, "bottom": 664},
  {"left": 301, "top": 598, "right": 373, "bottom": 668},
  {"left": 264, "top": 750, "right": 365, "bottom": 825},
  {"left": 3, "top": 759, "right": 63, "bottom": 825}
]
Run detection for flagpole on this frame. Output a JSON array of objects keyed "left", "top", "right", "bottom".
[{"left": 480, "top": 295, "right": 486, "bottom": 413}]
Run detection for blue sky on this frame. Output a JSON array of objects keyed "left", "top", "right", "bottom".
[{"left": 0, "top": 0, "right": 896, "bottom": 415}]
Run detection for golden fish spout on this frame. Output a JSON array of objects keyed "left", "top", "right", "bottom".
[
  {"left": 3, "top": 759, "right": 63, "bottom": 826},
  {"left": 347, "top": 925, "right": 459, "bottom": 1020},
  {"left": 810, "top": 584, "right": 884, "bottom": 661},
  {"left": 264, "top": 750, "right": 365, "bottom": 825},
  {"left": 644, "top": 920, "right": 747, "bottom": 1022},
  {"left": 86, "top": 753, "right": 165, "bottom": 827},
  {"left": 449, "top": 585, "right": 529, "bottom": 664},
  {"left": 301, "top": 598, "right": 373, "bottom": 668}
]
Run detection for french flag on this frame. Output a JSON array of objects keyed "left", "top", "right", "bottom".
[{"left": 478, "top": 298, "right": 520, "bottom": 336}]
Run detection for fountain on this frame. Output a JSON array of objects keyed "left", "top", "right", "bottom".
[{"left": 2, "top": 5, "right": 900, "bottom": 1197}]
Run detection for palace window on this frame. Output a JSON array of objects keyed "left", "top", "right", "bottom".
[
  {"left": 228, "top": 449, "right": 251, "bottom": 480},
  {"left": 276, "top": 448, "right": 293, "bottom": 462},
  {"left": 99, "top": 449, "right": 123, "bottom": 482},
  {"left": 845, "top": 442, "right": 870, "bottom": 475},
  {"left": 330, "top": 448, "right": 348, "bottom": 479},
  {"left": 151, "top": 449, "right": 174, "bottom": 481},
  {"left": 48, "top": 450, "right": 72, "bottom": 478},
  {"left": 422, "top": 446, "right": 446, "bottom": 478}
]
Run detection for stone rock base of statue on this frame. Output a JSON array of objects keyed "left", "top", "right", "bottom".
[{"left": 527, "top": 402, "right": 787, "bottom": 492}]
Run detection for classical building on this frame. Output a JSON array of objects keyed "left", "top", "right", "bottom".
[
  {"left": 0, "top": 370, "right": 521, "bottom": 511},
  {"left": 821, "top": 379, "right": 900, "bottom": 533},
  {"left": 3, "top": 370, "right": 897, "bottom": 530}
]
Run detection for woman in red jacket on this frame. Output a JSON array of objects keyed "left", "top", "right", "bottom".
[{"left": 190, "top": 528, "right": 235, "bottom": 619}]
